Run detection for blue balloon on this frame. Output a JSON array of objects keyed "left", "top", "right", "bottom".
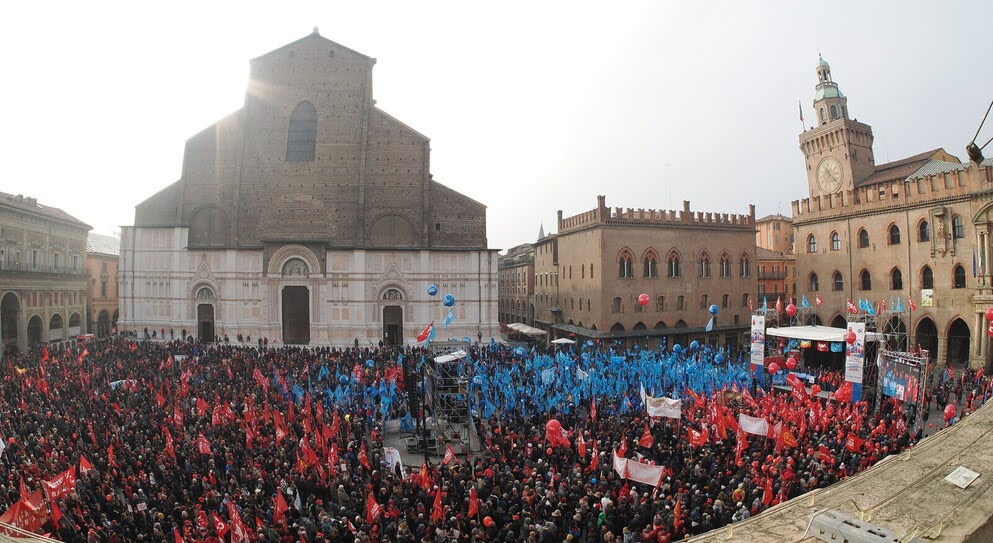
[
  {"left": 338, "top": 375, "right": 349, "bottom": 384},
  {"left": 690, "top": 340, "right": 700, "bottom": 350},
  {"left": 472, "top": 375, "right": 484, "bottom": 385},
  {"left": 590, "top": 477, "right": 598, "bottom": 485},
  {"left": 715, "top": 353, "right": 726, "bottom": 363},
  {"left": 709, "top": 304, "right": 719, "bottom": 315},
  {"left": 462, "top": 336, "right": 473, "bottom": 343},
  {"left": 427, "top": 284, "right": 439, "bottom": 296},
  {"left": 443, "top": 294, "right": 456, "bottom": 307},
  {"left": 365, "top": 359, "right": 375, "bottom": 368},
  {"left": 672, "top": 344, "right": 682, "bottom": 353},
  {"left": 514, "top": 347, "right": 527, "bottom": 357}
]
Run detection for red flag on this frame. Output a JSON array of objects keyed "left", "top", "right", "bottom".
[
  {"left": 815, "top": 445, "right": 836, "bottom": 465},
  {"left": 416, "top": 322, "right": 435, "bottom": 343},
  {"left": 748, "top": 297, "right": 753, "bottom": 311},
  {"left": 734, "top": 430, "right": 748, "bottom": 465},
  {"left": 878, "top": 298, "right": 887, "bottom": 313},
  {"left": 786, "top": 373, "right": 808, "bottom": 402},
  {"left": 762, "top": 477, "right": 774, "bottom": 506},
  {"left": 908, "top": 296, "right": 917, "bottom": 312},
  {"left": 590, "top": 441, "right": 599, "bottom": 471},
  {"left": 639, "top": 424, "right": 654, "bottom": 448},
  {"left": 947, "top": 365, "right": 955, "bottom": 380},
  {"left": 589, "top": 397, "right": 597, "bottom": 422},
  {"left": 41, "top": 466, "right": 77, "bottom": 501},
  {"left": 226, "top": 501, "right": 249, "bottom": 543},
  {"left": 359, "top": 442, "right": 371, "bottom": 470},
  {"left": 107, "top": 444, "right": 118, "bottom": 467},
  {"left": 197, "top": 433, "right": 211, "bottom": 455},
  {"left": 173, "top": 527, "right": 184, "bottom": 543},
  {"left": 775, "top": 296, "right": 783, "bottom": 314},
  {"left": 577, "top": 433, "right": 587, "bottom": 458},
  {"left": 673, "top": 497, "right": 683, "bottom": 532},
  {"left": 687, "top": 427, "right": 709, "bottom": 448},
  {"left": 273, "top": 492, "right": 289, "bottom": 526},
  {"left": 211, "top": 512, "right": 229, "bottom": 538},
  {"left": 49, "top": 497, "right": 63, "bottom": 525},
  {"left": 366, "top": 493, "right": 383, "bottom": 524},
  {"left": 815, "top": 295, "right": 824, "bottom": 307},
  {"left": 442, "top": 445, "right": 456, "bottom": 466},
  {"left": 844, "top": 433, "right": 865, "bottom": 453},
  {"left": 18, "top": 477, "right": 29, "bottom": 501},
  {"left": 419, "top": 463, "right": 431, "bottom": 490},
  {"left": 782, "top": 429, "right": 798, "bottom": 448},
  {"left": 846, "top": 299, "right": 858, "bottom": 314},
  {"left": 431, "top": 487, "right": 444, "bottom": 523},
  {"left": 468, "top": 487, "right": 480, "bottom": 518},
  {"left": 196, "top": 397, "right": 209, "bottom": 416},
  {"left": 617, "top": 439, "right": 627, "bottom": 458},
  {"left": 41, "top": 346, "right": 49, "bottom": 362}
]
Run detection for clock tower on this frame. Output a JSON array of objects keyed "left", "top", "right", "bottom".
[{"left": 799, "top": 55, "right": 876, "bottom": 198}]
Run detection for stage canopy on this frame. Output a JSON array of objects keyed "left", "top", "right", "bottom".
[
  {"left": 507, "top": 322, "right": 548, "bottom": 336},
  {"left": 551, "top": 338, "right": 576, "bottom": 345},
  {"left": 434, "top": 350, "right": 468, "bottom": 363},
  {"left": 765, "top": 325, "right": 884, "bottom": 342}
]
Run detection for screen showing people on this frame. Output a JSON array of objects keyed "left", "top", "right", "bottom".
[{"left": 880, "top": 357, "right": 920, "bottom": 402}]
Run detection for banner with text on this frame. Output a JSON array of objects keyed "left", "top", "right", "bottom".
[
  {"left": 845, "top": 322, "right": 865, "bottom": 384},
  {"left": 750, "top": 315, "right": 766, "bottom": 371}
]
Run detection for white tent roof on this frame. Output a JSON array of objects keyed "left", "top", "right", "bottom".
[
  {"left": 765, "top": 325, "right": 884, "bottom": 342},
  {"left": 507, "top": 323, "right": 548, "bottom": 336},
  {"left": 434, "top": 350, "right": 468, "bottom": 363},
  {"left": 551, "top": 338, "right": 576, "bottom": 344}
]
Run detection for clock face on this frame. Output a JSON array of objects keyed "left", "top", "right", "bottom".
[{"left": 816, "top": 157, "right": 843, "bottom": 194}]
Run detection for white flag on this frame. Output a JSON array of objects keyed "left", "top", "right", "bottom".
[
  {"left": 738, "top": 414, "right": 770, "bottom": 436},
  {"left": 645, "top": 395, "right": 681, "bottom": 419}
]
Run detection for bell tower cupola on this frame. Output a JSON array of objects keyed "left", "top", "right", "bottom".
[{"left": 799, "top": 55, "right": 876, "bottom": 198}]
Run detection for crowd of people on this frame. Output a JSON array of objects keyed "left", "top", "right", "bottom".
[{"left": 0, "top": 336, "right": 984, "bottom": 543}]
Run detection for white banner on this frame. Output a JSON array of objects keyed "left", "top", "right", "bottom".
[
  {"left": 750, "top": 315, "right": 766, "bottom": 370},
  {"left": 845, "top": 322, "right": 865, "bottom": 384},
  {"left": 645, "top": 396, "right": 682, "bottom": 419},
  {"left": 383, "top": 447, "right": 405, "bottom": 477},
  {"left": 613, "top": 449, "right": 666, "bottom": 486},
  {"left": 738, "top": 414, "right": 770, "bottom": 436}
]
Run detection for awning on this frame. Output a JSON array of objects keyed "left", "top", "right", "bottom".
[
  {"left": 553, "top": 322, "right": 748, "bottom": 340},
  {"left": 507, "top": 322, "right": 548, "bottom": 336},
  {"left": 551, "top": 338, "right": 576, "bottom": 345},
  {"left": 766, "top": 325, "right": 884, "bottom": 342},
  {"left": 434, "top": 350, "right": 468, "bottom": 363}
]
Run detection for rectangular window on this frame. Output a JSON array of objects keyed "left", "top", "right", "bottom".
[{"left": 32, "top": 250, "right": 38, "bottom": 268}]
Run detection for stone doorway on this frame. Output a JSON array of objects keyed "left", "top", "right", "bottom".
[
  {"left": 282, "top": 286, "right": 310, "bottom": 344},
  {"left": 947, "top": 318, "right": 971, "bottom": 367},
  {"left": 197, "top": 304, "right": 215, "bottom": 342},
  {"left": 27, "top": 315, "right": 43, "bottom": 348},
  {"left": 383, "top": 305, "right": 403, "bottom": 346}
]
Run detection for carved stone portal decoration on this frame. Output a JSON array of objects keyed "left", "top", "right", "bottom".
[
  {"left": 282, "top": 258, "right": 310, "bottom": 277},
  {"left": 196, "top": 287, "right": 215, "bottom": 299},
  {"left": 382, "top": 288, "right": 403, "bottom": 301}
]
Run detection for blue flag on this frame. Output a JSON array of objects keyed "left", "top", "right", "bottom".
[{"left": 801, "top": 295, "right": 810, "bottom": 308}]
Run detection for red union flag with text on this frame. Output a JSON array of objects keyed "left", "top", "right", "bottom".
[{"left": 41, "top": 466, "right": 77, "bottom": 501}]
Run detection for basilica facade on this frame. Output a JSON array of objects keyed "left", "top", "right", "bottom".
[{"left": 119, "top": 31, "right": 498, "bottom": 346}]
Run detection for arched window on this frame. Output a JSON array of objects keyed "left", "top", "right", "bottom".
[
  {"left": 677, "top": 295, "right": 685, "bottom": 311},
  {"left": 667, "top": 251, "right": 681, "bottom": 278},
  {"left": 830, "top": 231, "right": 841, "bottom": 251},
  {"left": 698, "top": 252, "right": 712, "bottom": 278},
  {"left": 286, "top": 101, "right": 317, "bottom": 162},
  {"left": 921, "top": 266, "right": 934, "bottom": 289},
  {"left": 722, "top": 293, "right": 730, "bottom": 308},
  {"left": 833, "top": 271, "right": 844, "bottom": 291},
  {"left": 642, "top": 249, "right": 659, "bottom": 278},
  {"left": 890, "top": 268, "right": 903, "bottom": 290},
  {"left": 888, "top": 224, "right": 901, "bottom": 245},
  {"left": 719, "top": 253, "right": 731, "bottom": 278},
  {"left": 809, "top": 272, "right": 819, "bottom": 292},
  {"left": 739, "top": 254, "right": 751, "bottom": 277},
  {"left": 857, "top": 228, "right": 870, "bottom": 248},
  {"left": 656, "top": 296, "right": 665, "bottom": 312},
  {"left": 700, "top": 294, "right": 709, "bottom": 310},
  {"left": 617, "top": 248, "right": 634, "bottom": 278},
  {"left": 952, "top": 215, "right": 965, "bottom": 238},
  {"left": 807, "top": 235, "right": 818, "bottom": 253},
  {"left": 953, "top": 265, "right": 967, "bottom": 288},
  {"left": 918, "top": 220, "right": 930, "bottom": 242},
  {"left": 819, "top": 108, "right": 826, "bottom": 122},
  {"left": 859, "top": 269, "right": 872, "bottom": 291},
  {"left": 611, "top": 297, "right": 622, "bottom": 313},
  {"left": 742, "top": 293, "right": 749, "bottom": 308},
  {"left": 830, "top": 105, "right": 838, "bottom": 119}
]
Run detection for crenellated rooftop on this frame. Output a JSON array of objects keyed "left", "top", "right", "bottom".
[
  {"left": 557, "top": 195, "right": 756, "bottom": 234},
  {"left": 793, "top": 159, "right": 993, "bottom": 224}
]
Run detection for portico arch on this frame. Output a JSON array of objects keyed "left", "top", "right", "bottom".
[
  {"left": 1, "top": 292, "right": 20, "bottom": 347},
  {"left": 267, "top": 244, "right": 321, "bottom": 277}
]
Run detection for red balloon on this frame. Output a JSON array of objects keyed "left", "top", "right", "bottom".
[
  {"left": 768, "top": 362, "right": 780, "bottom": 374},
  {"left": 785, "top": 303, "right": 797, "bottom": 317},
  {"left": 483, "top": 516, "right": 494, "bottom": 527},
  {"left": 786, "top": 357, "right": 797, "bottom": 370},
  {"left": 986, "top": 307, "right": 993, "bottom": 321},
  {"left": 811, "top": 384, "right": 821, "bottom": 395},
  {"left": 944, "top": 403, "right": 956, "bottom": 422},
  {"left": 638, "top": 293, "right": 650, "bottom": 306},
  {"left": 845, "top": 331, "right": 857, "bottom": 345}
]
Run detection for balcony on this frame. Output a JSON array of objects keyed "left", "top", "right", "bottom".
[
  {"left": 757, "top": 272, "right": 787, "bottom": 280},
  {"left": 0, "top": 262, "right": 88, "bottom": 277}
]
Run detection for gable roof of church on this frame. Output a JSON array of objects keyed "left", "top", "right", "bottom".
[{"left": 250, "top": 31, "right": 371, "bottom": 63}]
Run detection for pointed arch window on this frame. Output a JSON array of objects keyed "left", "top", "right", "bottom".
[
  {"left": 888, "top": 224, "right": 901, "bottom": 245},
  {"left": 858, "top": 228, "right": 870, "bottom": 248},
  {"left": 719, "top": 253, "right": 731, "bottom": 278},
  {"left": 699, "top": 294, "right": 709, "bottom": 309},
  {"left": 921, "top": 266, "right": 934, "bottom": 289},
  {"left": 618, "top": 248, "right": 634, "bottom": 278},
  {"left": 741, "top": 293, "right": 749, "bottom": 308},
  {"left": 830, "top": 231, "right": 841, "bottom": 251},
  {"left": 642, "top": 249, "right": 659, "bottom": 278},
  {"left": 739, "top": 253, "right": 751, "bottom": 277},
  {"left": 611, "top": 296, "right": 623, "bottom": 313},
  {"left": 286, "top": 101, "right": 318, "bottom": 162},
  {"left": 890, "top": 268, "right": 903, "bottom": 290},
  {"left": 667, "top": 251, "right": 682, "bottom": 278},
  {"left": 807, "top": 235, "right": 818, "bottom": 253},
  {"left": 698, "top": 252, "right": 712, "bottom": 278},
  {"left": 952, "top": 215, "right": 965, "bottom": 238},
  {"left": 918, "top": 220, "right": 930, "bottom": 242},
  {"left": 809, "top": 272, "right": 819, "bottom": 292},
  {"left": 859, "top": 269, "right": 872, "bottom": 291},
  {"left": 833, "top": 271, "right": 844, "bottom": 291},
  {"left": 656, "top": 296, "right": 665, "bottom": 312},
  {"left": 722, "top": 293, "right": 730, "bottom": 308},
  {"left": 953, "top": 265, "right": 967, "bottom": 288}
]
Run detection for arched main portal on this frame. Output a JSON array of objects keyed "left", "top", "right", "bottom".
[
  {"left": 48, "top": 313, "right": 63, "bottom": 342},
  {"left": 281, "top": 286, "right": 310, "bottom": 344},
  {"left": 1, "top": 292, "right": 20, "bottom": 347},
  {"left": 27, "top": 315, "right": 43, "bottom": 348},
  {"left": 97, "top": 310, "right": 110, "bottom": 338},
  {"left": 197, "top": 304, "right": 215, "bottom": 342},
  {"left": 947, "top": 318, "right": 971, "bottom": 367},
  {"left": 830, "top": 315, "right": 847, "bottom": 329},
  {"left": 883, "top": 316, "right": 907, "bottom": 351},
  {"left": 914, "top": 317, "right": 938, "bottom": 360}
]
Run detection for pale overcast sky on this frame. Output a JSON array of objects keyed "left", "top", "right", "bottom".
[{"left": 2, "top": 1, "right": 990, "bottom": 252}]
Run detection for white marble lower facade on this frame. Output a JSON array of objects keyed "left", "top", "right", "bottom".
[{"left": 118, "top": 227, "right": 499, "bottom": 346}]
